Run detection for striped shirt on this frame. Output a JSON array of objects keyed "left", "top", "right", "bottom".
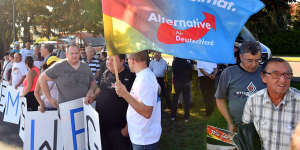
[
  {"left": 83, "top": 57, "right": 100, "bottom": 78},
  {"left": 243, "top": 88, "right": 300, "bottom": 150}
]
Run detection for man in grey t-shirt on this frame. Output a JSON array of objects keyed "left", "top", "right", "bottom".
[
  {"left": 39, "top": 45, "right": 97, "bottom": 107},
  {"left": 215, "top": 41, "right": 266, "bottom": 134}
]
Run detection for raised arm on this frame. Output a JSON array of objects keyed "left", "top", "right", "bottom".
[
  {"left": 34, "top": 79, "right": 45, "bottom": 112},
  {"left": 115, "top": 81, "right": 153, "bottom": 119}
]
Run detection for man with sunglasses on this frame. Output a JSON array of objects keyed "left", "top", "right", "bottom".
[
  {"left": 215, "top": 41, "right": 266, "bottom": 134},
  {"left": 243, "top": 58, "right": 300, "bottom": 150}
]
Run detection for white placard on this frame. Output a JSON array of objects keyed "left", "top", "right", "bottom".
[
  {"left": 19, "top": 98, "right": 27, "bottom": 142},
  {"left": 23, "top": 110, "right": 63, "bottom": 150},
  {"left": 83, "top": 100, "right": 102, "bottom": 150},
  {"left": 3, "top": 86, "right": 24, "bottom": 124},
  {"left": 59, "top": 98, "right": 85, "bottom": 150}
]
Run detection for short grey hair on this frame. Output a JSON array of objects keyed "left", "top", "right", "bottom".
[
  {"left": 239, "top": 41, "right": 261, "bottom": 55},
  {"left": 85, "top": 46, "right": 95, "bottom": 54}
]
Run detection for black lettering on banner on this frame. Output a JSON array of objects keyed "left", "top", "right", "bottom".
[
  {"left": 38, "top": 120, "right": 58, "bottom": 150},
  {"left": 86, "top": 115, "right": 99, "bottom": 150},
  {"left": 0, "top": 84, "right": 4, "bottom": 107},
  {"left": 20, "top": 102, "right": 26, "bottom": 130}
]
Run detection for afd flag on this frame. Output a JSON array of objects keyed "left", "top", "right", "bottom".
[{"left": 102, "top": 0, "right": 264, "bottom": 63}]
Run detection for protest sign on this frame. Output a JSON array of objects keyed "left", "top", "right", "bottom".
[
  {"left": 19, "top": 98, "right": 27, "bottom": 142},
  {"left": 23, "top": 110, "right": 63, "bottom": 150},
  {"left": 3, "top": 86, "right": 24, "bottom": 124},
  {"left": 59, "top": 98, "right": 85, "bottom": 150},
  {"left": 83, "top": 101, "right": 102, "bottom": 150}
]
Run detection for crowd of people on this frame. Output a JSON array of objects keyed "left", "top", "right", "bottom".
[{"left": 0, "top": 40, "right": 300, "bottom": 150}]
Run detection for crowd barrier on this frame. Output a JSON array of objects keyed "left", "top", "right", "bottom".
[{"left": 0, "top": 81, "right": 102, "bottom": 150}]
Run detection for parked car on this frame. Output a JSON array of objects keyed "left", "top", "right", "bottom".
[{"left": 237, "top": 27, "right": 272, "bottom": 64}]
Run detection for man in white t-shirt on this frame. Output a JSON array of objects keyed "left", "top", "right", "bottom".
[
  {"left": 10, "top": 53, "right": 27, "bottom": 89},
  {"left": 20, "top": 41, "right": 34, "bottom": 61},
  {"left": 197, "top": 60, "right": 217, "bottom": 116},
  {"left": 115, "top": 50, "right": 161, "bottom": 150}
]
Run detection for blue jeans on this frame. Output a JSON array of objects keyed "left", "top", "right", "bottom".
[{"left": 132, "top": 142, "right": 158, "bottom": 150}]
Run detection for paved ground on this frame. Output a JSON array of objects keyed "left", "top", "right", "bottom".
[
  {"left": 289, "top": 61, "right": 300, "bottom": 82},
  {"left": 0, "top": 114, "right": 22, "bottom": 150}
]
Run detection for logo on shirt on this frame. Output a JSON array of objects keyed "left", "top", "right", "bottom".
[
  {"left": 247, "top": 82, "right": 256, "bottom": 93},
  {"left": 235, "top": 82, "right": 257, "bottom": 97}
]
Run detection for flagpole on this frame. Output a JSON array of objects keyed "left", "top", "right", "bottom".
[
  {"left": 102, "top": 0, "right": 120, "bottom": 82},
  {"left": 113, "top": 56, "right": 120, "bottom": 82}
]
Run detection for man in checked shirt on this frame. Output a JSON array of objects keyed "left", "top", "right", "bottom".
[{"left": 242, "top": 58, "right": 300, "bottom": 150}]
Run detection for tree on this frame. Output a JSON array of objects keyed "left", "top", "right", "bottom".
[
  {"left": 0, "top": 0, "right": 14, "bottom": 55},
  {"left": 246, "top": 0, "right": 297, "bottom": 37},
  {"left": 0, "top": 0, "right": 104, "bottom": 50}
]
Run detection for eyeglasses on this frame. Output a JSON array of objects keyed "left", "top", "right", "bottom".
[
  {"left": 263, "top": 71, "right": 293, "bottom": 80},
  {"left": 246, "top": 59, "right": 262, "bottom": 64}
]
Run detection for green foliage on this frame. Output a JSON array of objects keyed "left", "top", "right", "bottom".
[
  {"left": 0, "top": 0, "right": 13, "bottom": 55},
  {"left": 245, "top": 1, "right": 300, "bottom": 55},
  {"left": 0, "top": 0, "right": 104, "bottom": 47},
  {"left": 259, "top": 26, "right": 300, "bottom": 55},
  {"left": 159, "top": 69, "right": 207, "bottom": 150},
  {"left": 35, "top": 37, "right": 49, "bottom": 43},
  {"left": 246, "top": 0, "right": 293, "bottom": 36},
  {"left": 49, "top": 36, "right": 58, "bottom": 41}
]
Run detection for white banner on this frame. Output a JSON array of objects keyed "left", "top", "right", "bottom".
[
  {"left": 3, "top": 86, "right": 24, "bottom": 124},
  {"left": 83, "top": 100, "right": 102, "bottom": 150},
  {"left": 19, "top": 98, "right": 27, "bottom": 142},
  {"left": 23, "top": 110, "right": 63, "bottom": 150},
  {"left": 59, "top": 98, "right": 85, "bottom": 150},
  {"left": 0, "top": 81, "right": 9, "bottom": 112}
]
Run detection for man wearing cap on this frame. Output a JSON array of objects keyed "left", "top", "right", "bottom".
[
  {"left": 39, "top": 45, "right": 96, "bottom": 107},
  {"left": 11, "top": 42, "right": 20, "bottom": 53}
]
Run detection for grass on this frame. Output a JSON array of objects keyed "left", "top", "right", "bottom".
[
  {"left": 159, "top": 109, "right": 207, "bottom": 150},
  {"left": 158, "top": 71, "right": 208, "bottom": 150}
]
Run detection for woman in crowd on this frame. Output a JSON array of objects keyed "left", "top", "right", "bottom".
[
  {"left": 34, "top": 56, "right": 60, "bottom": 112},
  {"left": 21, "top": 56, "right": 40, "bottom": 111}
]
